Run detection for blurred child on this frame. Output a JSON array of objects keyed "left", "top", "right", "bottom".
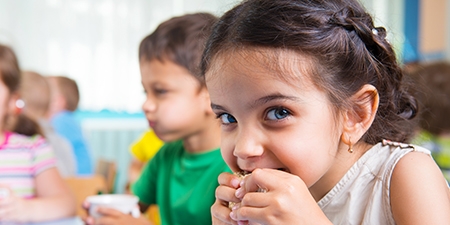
[
  {"left": 126, "top": 130, "right": 163, "bottom": 193},
  {"left": 20, "top": 71, "right": 76, "bottom": 177},
  {"left": 410, "top": 61, "right": 450, "bottom": 181},
  {"left": 46, "top": 75, "right": 93, "bottom": 175},
  {"left": 85, "top": 12, "right": 230, "bottom": 225},
  {"left": 200, "top": 0, "right": 450, "bottom": 224},
  {"left": 0, "top": 44, "right": 76, "bottom": 222}
]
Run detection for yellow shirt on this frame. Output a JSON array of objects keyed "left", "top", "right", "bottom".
[{"left": 130, "top": 130, "right": 164, "bottom": 163}]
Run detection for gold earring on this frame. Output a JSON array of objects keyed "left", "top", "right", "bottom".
[
  {"left": 348, "top": 137, "right": 353, "bottom": 153},
  {"left": 348, "top": 144, "right": 353, "bottom": 153}
]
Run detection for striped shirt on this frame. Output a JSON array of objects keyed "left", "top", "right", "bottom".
[{"left": 0, "top": 132, "right": 56, "bottom": 198}]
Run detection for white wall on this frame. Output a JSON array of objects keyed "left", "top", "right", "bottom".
[
  {"left": 0, "top": 0, "right": 238, "bottom": 112},
  {"left": 0, "top": 0, "right": 403, "bottom": 112},
  {"left": 361, "top": 0, "right": 405, "bottom": 59}
]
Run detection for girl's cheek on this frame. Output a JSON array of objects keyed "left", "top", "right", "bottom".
[
  {"left": 221, "top": 149, "right": 237, "bottom": 169},
  {"left": 223, "top": 151, "right": 235, "bottom": 164}
]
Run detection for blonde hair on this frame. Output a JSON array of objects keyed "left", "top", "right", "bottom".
[{"left": 20, "top": 71, "right": 50, "bottom": 118}]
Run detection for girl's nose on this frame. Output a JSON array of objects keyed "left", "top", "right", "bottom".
[{"left": 233, "top": 130, "right": 264, "bottom": 159}]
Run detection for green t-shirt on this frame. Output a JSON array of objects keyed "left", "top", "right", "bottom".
[{"left": 132, "top": 140, "right": 231, "bottom": 225}]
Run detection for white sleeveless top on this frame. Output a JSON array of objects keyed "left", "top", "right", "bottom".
[{"left": 318, "top": 141, "right": 431, "bottom": 225}]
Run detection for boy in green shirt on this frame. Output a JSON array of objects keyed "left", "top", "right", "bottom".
[{"left": 85, "top": 13, "right": 230, "bottom": 225}]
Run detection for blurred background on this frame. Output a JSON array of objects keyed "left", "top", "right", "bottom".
[{"left": 0, "top": 0, "right": 447, "bottom": 193}]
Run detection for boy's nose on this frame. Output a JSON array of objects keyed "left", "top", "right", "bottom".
[{"left": 142, "top": 97, "right": 156, "bottom": 112}]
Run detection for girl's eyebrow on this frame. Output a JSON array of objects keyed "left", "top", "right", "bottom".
[
  {"left": 249, "top": 94, "right": 300, "bottom": 109},
  {"left": 211, "top": 94, "right": 300, "bottom": 111},
  {"left": 210, "top": 103, "right": 227, "bottom": 111}
]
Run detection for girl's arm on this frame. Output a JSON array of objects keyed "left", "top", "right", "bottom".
[
  {"left": 391, "top": 151, "right": 450, "bottom": 224},
  {"left": 24, "top": 167, "right": 76, "bottom": 222}
]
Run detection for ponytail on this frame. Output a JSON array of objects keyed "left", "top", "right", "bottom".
[{"left": 12, "top": 114, "right": 44, "bottom": 137}]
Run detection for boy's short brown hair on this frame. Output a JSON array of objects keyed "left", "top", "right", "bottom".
[
  {"left": 409, "top": 61, "right": 450, "bottom": 135},
  {"left": 49, "top": 76, "right": 80, "bottom": 112},
  {"left": 138, "top": 12, "right": 217, "bottom": 86}
]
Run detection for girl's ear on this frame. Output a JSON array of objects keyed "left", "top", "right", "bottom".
[
  {"left": 8, "top": 93, "right": 21, "bottom": 115},
  {"left": 341, "top": 84, "right": 379, "bottom": 145},
  {"left": 4, "top": 92, "right": 21, "bottom": 131}
]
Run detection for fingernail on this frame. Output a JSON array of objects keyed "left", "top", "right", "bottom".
[
  {"left": 235, "top": 187, "right": 243, "bottom": 198},
  {"left": 231, "top": 178, "right": 240, "bottom": 188},
  {"left": 230, "top": 211, "right": 237, "bottom": 220}
]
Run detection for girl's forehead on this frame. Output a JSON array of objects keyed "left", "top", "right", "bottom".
[{"left": 206, "top": 48, "right": 316, "bottom": 87}]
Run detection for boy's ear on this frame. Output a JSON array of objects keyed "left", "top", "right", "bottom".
[
  {"left": 341, "top": 84, "right": 379, "bottom": 145},
  {"left": 53, "top": 94, "right": 67, "bottom": 111}
]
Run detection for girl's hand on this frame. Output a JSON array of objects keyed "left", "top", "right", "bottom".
[
  {"left": 232, "top": 168, "right": 332, "bottom": 225},
  {"left": 84, "top": 207, "right": 151, "bottom": 225},
  {"left": 0, "top": 186, "right": 28, "bottom": 222},
  {"left": 211, "top": 172, "right": 243, "bottom": 225}
]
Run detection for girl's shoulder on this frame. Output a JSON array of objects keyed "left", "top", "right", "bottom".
[
  {"left": 381, "top": 139, "right": 430, "bottom": 152},
  {"left": 388, "top": 141, "right": 450, "bottom": 224},
  {"left": 371, "top": 139, "right": 431, "bottom": 161},
  {"left": 370, "top": 140, "right": 432, "bottom": 178},
  {"left": 2, "top": 132, "right": 47, "bottom": 149}
]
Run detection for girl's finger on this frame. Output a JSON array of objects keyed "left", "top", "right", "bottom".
[
  {"left": 84, "top": 216, "right": 95, "bottom": 225},
  {"left": 216, "top": 185, "right": 241, "bottom": 205},
  {"left": 218, "top": 172, "right": 241, "bottom": 188},
  {"left": 94, "top": 216, "right": 117, "bottom": 225},
  {"left": 211, "top": 200, "right": 236, "bottom": 224},
  {"left": 245, "top": 168, "right": 303, "bottom": 194},
  {"left": 96, "top": 207, "right": 125, "bottom": 218},
  {"left": 82, "top": 200, "right": 91, "bottom": 209},
  {"left": 240, "top": 191, "right": 270, "bottom": 208},
  {"left": 234, "top": 205, "right": 269, "bottom": 225}
]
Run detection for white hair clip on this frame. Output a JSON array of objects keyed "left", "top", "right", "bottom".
[{"left": 372, "top": 28, "right": 378, "bottom": 36}]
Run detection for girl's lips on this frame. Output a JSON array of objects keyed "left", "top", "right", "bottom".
[
  {"left": 237, "top": 168, "right": 290, "bottom": 174},
  {"left": 148, "top": 121, "right": 156, "bottom": 128}
]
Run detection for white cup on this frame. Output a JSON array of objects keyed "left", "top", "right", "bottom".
[
  {"left": 0, "top": 187, "right": 9, "bottom": 198},
  {"left": 86, "top": 194, "right": 140, "bottom": 218}
]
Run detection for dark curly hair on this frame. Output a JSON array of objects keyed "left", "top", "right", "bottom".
[{"left": 200, "top": 0, "right": 418, "bottom": 144}]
